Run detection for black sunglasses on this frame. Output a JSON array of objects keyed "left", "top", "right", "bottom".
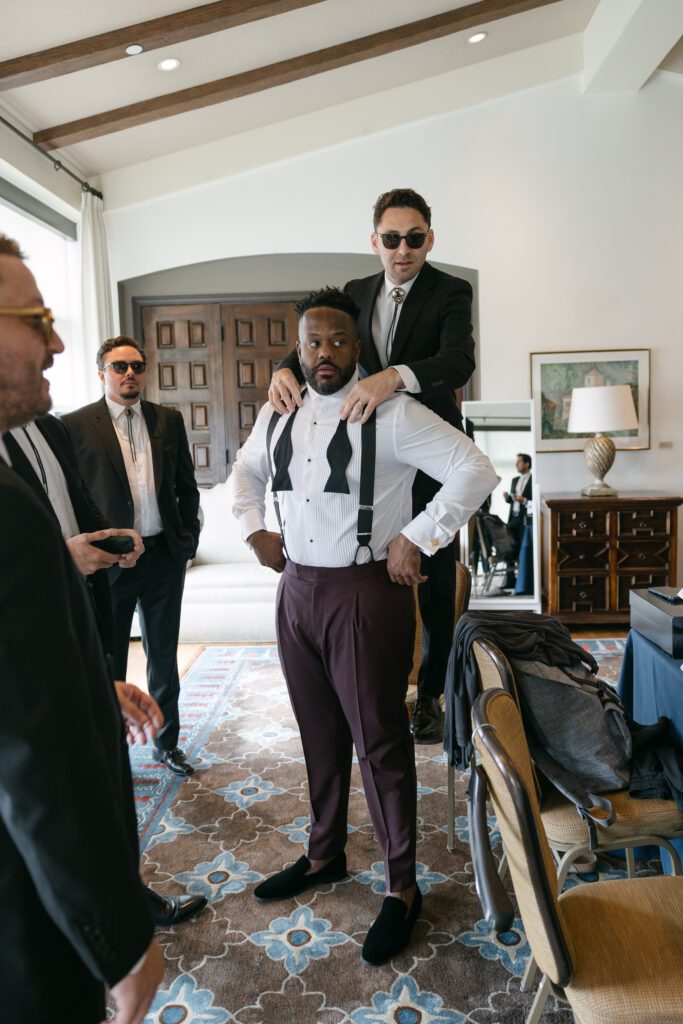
[
  {"left": 104, "top": 360, "right": 147, "bottom": 374},
  {"left": 376, "top": 231, "right": 428, "bottom": 250}
]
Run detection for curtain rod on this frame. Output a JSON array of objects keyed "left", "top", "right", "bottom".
[{"left": 0, "top": 114, "right": 103, "bottom": 201}]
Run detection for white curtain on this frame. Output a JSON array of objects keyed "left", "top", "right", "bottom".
[{"left": 80, "top": 190, "right": 115, "bottom": 402}]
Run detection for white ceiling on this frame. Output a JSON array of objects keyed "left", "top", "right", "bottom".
[
  {"left": 0, "top": 0, "right": 601, "bottom": 177},
  {"left": 0, "top": 0, "right": 679, "bottom": 193}
]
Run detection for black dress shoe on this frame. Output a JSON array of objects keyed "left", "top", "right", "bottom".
[
  {"left": 153, "top": 746, "right": 195, "bottom": 776},
  {"left": 410, "top": 695, "right": 443, "bottom": 744},
  {"left": 362, "top": 886, "right": 422, "bottom": 965},
  {"left": 145, "top": 887, "right": 207, "bottom": 926},
  {"left": 253, "top": 852, "right": 347, "bottom": 901}
]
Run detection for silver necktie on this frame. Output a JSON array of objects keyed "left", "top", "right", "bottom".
[{"left": 385, "top": 286, "right": 406, "bottom": 364}]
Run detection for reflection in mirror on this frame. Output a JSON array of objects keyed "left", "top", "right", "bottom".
[{"left": 460, "top": 400, "right": 541, "bottom": 611}]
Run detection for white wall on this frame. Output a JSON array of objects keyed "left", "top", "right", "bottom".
[{"left": 105, "top": 69, "right": 683, "bottom": 569}]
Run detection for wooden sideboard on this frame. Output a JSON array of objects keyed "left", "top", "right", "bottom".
[{"left": 541, "top": 493, "right": 683, "bottom": 625}]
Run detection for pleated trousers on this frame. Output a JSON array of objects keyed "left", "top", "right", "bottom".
[{"left": 276, "top": 558, "right": 417, "bottom": 892}]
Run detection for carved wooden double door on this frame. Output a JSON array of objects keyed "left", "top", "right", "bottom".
[{"left": 141, "top": 299, "right": 299, "bottom": 486}]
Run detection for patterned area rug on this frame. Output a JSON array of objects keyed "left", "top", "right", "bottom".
[{"left": 130, "top": 638, "right": 634, "bottom": 1024}]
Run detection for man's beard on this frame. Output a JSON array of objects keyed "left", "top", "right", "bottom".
[
  {"left": 0, "top": 373, "right": 51, "bottom": 431},
  {"left": 301, "top": 361, "right": 355, "bottom": 396}
]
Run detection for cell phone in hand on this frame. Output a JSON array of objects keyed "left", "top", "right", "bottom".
[
  {"left": 91, "top": 535, "right": 135, "bottom": 555},
  {"left": 647, "top": 586, "right": 683, "bottom": 605}
]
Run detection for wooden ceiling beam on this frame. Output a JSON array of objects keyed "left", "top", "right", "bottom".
[
  {"left": 0, "top": 0, "right": 323, "bottom": 90},
  {"left": 34, "top": 0, "right": 561, "bottom": 150}
]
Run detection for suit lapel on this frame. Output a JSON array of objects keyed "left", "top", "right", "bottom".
[
  {"left": 142, "top": 401, "right": 164, "bottom": 497},
  {"left": 2, "top": 430, "right": 58, "bottom": 522},
  {"left": 93, "top": 397, "right": 132, "bottom": 494},
  {"left": 358, "top": 272, "right": 384, "bottom": 377},
  {"left": 390, "top": 264, "right": 435, "bottom": 365}
]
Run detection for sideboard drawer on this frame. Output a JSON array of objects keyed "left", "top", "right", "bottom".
[
  {"left": 617, "top": 540, "right": 671, "bottom": 573},
  {"left": 557, "top": 540, "right": 610, "bottom": 573},
  {"left": 558, "top": 575, "right": 610, "bottom": 614},
  {"left": 618, "top": 508, "right": 671, "bottom": 538},
  {"left": 557, "top": 509, "right": 609, "bottom": 538},
  {"left": 617, "top": 572, "right": 668, "bottom": 612}
]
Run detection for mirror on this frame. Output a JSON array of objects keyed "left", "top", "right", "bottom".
[{"left": 460, "top": 399, "right": 541, "bottom": 611}]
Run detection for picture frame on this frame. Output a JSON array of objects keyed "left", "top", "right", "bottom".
[{"left": 530, "top": 348, "right": 650, "bottom": 452}]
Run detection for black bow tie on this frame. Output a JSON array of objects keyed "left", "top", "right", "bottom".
[{"left": 271, "top": 403, "right": 353, "bottom": 495}]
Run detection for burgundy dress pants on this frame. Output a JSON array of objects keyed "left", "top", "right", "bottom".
[{"left": 276, "top": 559, "right": 417, "bottom": 892}]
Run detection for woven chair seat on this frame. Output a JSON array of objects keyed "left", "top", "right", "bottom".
[
  {"left": 560, "top": 874, "right": 683, "bottom": 1024},
  {"left": 541, "top": 787, "right": 683, "bottom": 847}
]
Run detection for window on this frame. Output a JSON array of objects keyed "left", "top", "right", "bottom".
[{"left": 0, "top": 201, "right": 84, "bottom": 413}]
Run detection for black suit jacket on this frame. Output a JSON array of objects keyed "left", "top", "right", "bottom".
[
  {"left": 3, "top": 416, "right": 120, "bottom": 656},
  {"left": 63, "top": 397, "right": 200, "bottom": 566},
  {"left": 504, "top": 474, "right": 533, "bottom": 523},
  {"left": 0, "top": 466, "right": 153, "bottom": 1022},
  {"left": 281, "top": 262, "right": 475, "bottom": 432}
]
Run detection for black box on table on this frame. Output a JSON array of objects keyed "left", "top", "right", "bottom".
[{"left": 629, "top": 589, "right": 683, "bottom": 658}]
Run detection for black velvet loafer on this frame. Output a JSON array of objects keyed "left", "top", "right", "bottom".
[
  {"left": 253, "top": 852, "right": 347, "bottom": 901},
  {"left": 362, "top": 886, "right": 422, "bottom": 965},
  {"left": 410, "top": 696, "right": 443, "bottom": 745}
]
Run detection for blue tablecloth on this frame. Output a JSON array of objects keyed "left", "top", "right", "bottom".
[
  {"left": 617, "top": 628, "right": 683, "bottom": 868},
  {"left": 618, "top": 629, "right": 683, "bottom": 746}
]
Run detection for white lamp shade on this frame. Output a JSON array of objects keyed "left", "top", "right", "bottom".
[{"left": 567, "top": 384, "right": 639, "bottom": 434}]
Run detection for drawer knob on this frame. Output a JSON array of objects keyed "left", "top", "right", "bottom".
[
  {"left": 578, "top": 553, "right": 586, "bottom": 561},
  {"left": 639, "top": 521, "right": 648, "bottom": 528},
  {"left": 579, "top": 520, "right": 588, "bottom": 529},
  {"left": 639, "top": 552, "right": 646, "bottom": 560},
  {"left": 579, "top": 591, "right": 588, "bottom": 599}
]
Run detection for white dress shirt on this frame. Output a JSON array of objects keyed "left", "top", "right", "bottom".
[
  {"left": 232, "top": 373, "right": 497, "bottom": 567},
  {"left": 105, "top": 397, "right": 163, "bottom": 537},
  {"left": 371, "top": 272, "right": 421, "bottom": 394},
  {"left": 9, "top": 421, "right": 81, "bottom": 541}
]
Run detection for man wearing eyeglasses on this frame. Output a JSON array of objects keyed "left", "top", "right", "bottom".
[
  {"left": 64, "top": 337, "right": 201, "bottom": 778},
  {"left": 269, "top": 189, "right": 475, "bottom": 744},
  {"left": 0, "top": 235, "right": 164, "bottom": 1023}
]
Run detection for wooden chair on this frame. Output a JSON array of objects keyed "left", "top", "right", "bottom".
[{"left": 471, "top": 687, "right": 683, "bottom": 1024}]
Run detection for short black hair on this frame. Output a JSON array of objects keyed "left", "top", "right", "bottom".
[
  {"left": 96, "top": 336, "right": 145, "bottom": 368},
  {"left": 295, "top": 286, "right": 360, "bottom": 322},
  {"left": 373, "top": 188, "right": 432, "bottom": 230},
  {"left": 518, "top": 453, "right": 532, "bottom": 469}
]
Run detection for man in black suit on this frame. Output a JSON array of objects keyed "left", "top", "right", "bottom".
[
  {"left": 0, "top": 234, "right": 162, "bottom": 1023},
  {"left": 269, "top": 189, "right": 476, "bottom": 742},
  {"left": 3, "top": 414, "right": 208, "bottom": 927},
  {"left": 64, "top": 338, "right": 201, "bottom": 777}
]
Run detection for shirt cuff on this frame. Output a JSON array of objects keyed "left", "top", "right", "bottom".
[
  {"left": 391, "top": 364, "right": 421, "bottom": 394},
  {"left": 401, "top": 511, "right": 453, "bottom": 555},
  {"left": 239, "top": 509, "right": 267, "bottom": 544}
]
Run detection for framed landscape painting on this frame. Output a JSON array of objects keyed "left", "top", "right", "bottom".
[{"left": 530, "top": 349, "right": 650, "bottom": 452}]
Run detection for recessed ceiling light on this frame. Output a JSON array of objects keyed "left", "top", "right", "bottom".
[
  {"left": 157, "top": 57, "right": 182, "bottom": 72},
  {"left": 468, "top": 32, "right": 487, "bottom": 44},
  {"left": 125, "top": 43, "right": 144, "bottom": 55}
]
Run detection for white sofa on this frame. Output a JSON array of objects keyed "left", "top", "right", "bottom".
[{"left": 178, "top": 476, "right": 280, "bottom": 643}]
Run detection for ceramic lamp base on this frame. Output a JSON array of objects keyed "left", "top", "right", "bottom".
[{"left": 581, "top": 434, "right": 617, "bottom": 496}]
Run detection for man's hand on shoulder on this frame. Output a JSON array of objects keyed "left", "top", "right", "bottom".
[
  {"left": 340, "top": 368, "right": 403, "bottom": 424},
  {"left": 248, "top": 530, "right": 286, "bottom": 573},
  {"left": 387, "top": 533, "right": 428, "bottom": 586},
  {"left": 107, "top": 938, "right": 163, "bottom": 1024},
  {"left": 269, "top": 369, "right": 303, "bottom": 414}
]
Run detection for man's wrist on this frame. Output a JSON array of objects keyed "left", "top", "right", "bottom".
[{"left": 389, "top": 367, "right": 405, "bottom": 391}]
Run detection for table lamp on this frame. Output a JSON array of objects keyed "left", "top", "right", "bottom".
[{"left": 567, "top": 384, "right": 638, "bottom": 496}]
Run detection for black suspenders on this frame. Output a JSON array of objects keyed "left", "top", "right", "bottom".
[{"left": 266, "top": 408, "right": 377, "bottom": 564}]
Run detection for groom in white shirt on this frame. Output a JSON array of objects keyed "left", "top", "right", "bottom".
[{"left": 232, "top": 287, "right": 496, "bottom": 965}]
